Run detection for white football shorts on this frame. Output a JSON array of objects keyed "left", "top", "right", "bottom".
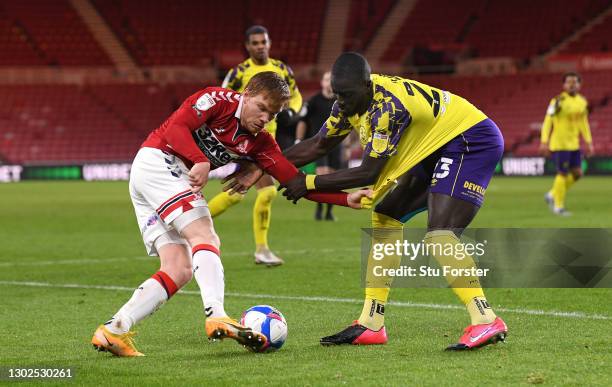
[{"left": 129, "top": 147, "right": 211, "bottom": 256}]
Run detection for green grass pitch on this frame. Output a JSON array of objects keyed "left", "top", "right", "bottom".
[{"left": 0, "top": 177, "right": 610, "bottom": 385}]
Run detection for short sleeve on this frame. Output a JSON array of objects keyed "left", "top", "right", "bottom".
[
  {"left": 319, "top": 101, "right": 352, "bottom": 138},
  {"left": 364, "top": 106, "right": 411, "bottom": 159}
]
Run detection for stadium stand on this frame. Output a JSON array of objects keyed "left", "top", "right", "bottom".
[
  {"left": 464, "top": 0, "right": 610, "bottom": 60},
  {"left": 92, "top": 0, "right": 326, "bottom": 66},
  {"left": 1, "top": 0, "right": 111, "bottom": 66},
  {"left": 0, "top": 8, "right": 45, "bottom": 66},
  {"left": 381, "top": 0, "right": 610, "bottom": 63},
  {"left": 381, "top": 0, "right": 486, "bottom": 63},
  {"left": 344, "top": 0, "right": 396, "bottom": 51},
  {"left": 560, "top": 11, "right": 612, "bottom": 54},
  {"left": 0, "top": 85, "right": 143, "bottom": 163},
  {"left": 0, "top": 0, "right": 610, "bottom": 164}
]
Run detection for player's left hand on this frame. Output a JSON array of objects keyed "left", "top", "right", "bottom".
[
  {"left": 222, "top": 160, "right": 264, "bottom": 194},
  {"left": 347, "top": 188, "right": 373, "bottom": 209},
  {"left": 278, "top": 174, "right": 307, "bottom": 203},
  {"left": 586, "top": 143, "right": 594, "bottom": 157},
  {"left": 539, "top": 143, "right": 550, "bottom": 157}
]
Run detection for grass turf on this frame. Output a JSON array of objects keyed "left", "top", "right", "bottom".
[{"left": 0, "top": 177, "right": 610, "bottom": 386}]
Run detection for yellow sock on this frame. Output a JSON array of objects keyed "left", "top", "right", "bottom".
[
  {"left": 423, "top": 230, "right": 496, "bottom": 325},
  {"left": 359, "top": 212, "right": 403, "bottom": 330},
  {"left": 565, "top": 173, "right": 575, "bottom": 191},
  {"left": 208, "top": 191, "right": 244, "bottom": 217},
  {"left": 253, "top": 186, "right": 277, "bottom": 249},
  {"left": 552, "top": 174, "right": 567, "bottom": 209}
]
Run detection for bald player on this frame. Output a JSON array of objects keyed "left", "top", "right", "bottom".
[{"left": 228, "top": 53, "right": 508, "bottom": 350}]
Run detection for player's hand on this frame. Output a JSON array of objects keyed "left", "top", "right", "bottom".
[
  {"left": 276, "top": 109, "right": 295, "bottom": 127},
  {"left": 539, "top": 143, "right": 550, "bottom": 157},
  {"left": 586, "top": 143, "right": 594, "bottom": 157},
  {"left": 188, "top": 162, "right": 210, "bottom": 193},
  {"left": 278, "top": 174, "right": 307, "bottom": 203},
  {"left": 347, "top": 188, "right": 373, "bottom": 209},
  {"left": 222, "top": 160, "right": 263, "bottom": 194}
]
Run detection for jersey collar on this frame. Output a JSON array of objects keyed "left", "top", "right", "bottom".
[
  {"left": 248, "top": 57, "right": 269, "bottom": 67},
  {"left": 233, "top": 96, "right": 252, "bottom": 140},
  {"left": 235, "top": 95, "right": 244, "bottom": 119}
]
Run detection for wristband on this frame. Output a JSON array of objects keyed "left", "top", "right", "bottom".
[{"left": 305, "top": 174, "right": 317, "bottom": 190}]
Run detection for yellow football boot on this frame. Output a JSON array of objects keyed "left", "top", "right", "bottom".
[
  {"left": 91, "top": 325, "right": 144, "bottom": 357},
  {"left": 205, "top": 317, "right": 267, "bottom": 352}
]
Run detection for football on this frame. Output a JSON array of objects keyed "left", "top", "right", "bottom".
[{"left": 240, "top": 305, "right": 288, "bottom": 352}]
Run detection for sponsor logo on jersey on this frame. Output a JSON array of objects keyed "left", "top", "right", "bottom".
[
  {"left": 192, "top": 124, "right": 239, "bottom": 167},
  {"left": 236, "top": 139, "right": 249, "bottom": 154},
  {"left": 463, "top": 180, "right": 486, "bottom": 195}
]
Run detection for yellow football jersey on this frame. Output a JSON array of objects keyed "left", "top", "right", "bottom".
[
  {"left": 321, "top": 74, "right": 487, "bottom": 205},
  {"left": 540, "top": 92, "right": 591, "bottom": 151},
  {"left": 222, "top": 57, "right": 302, "bottom": 136}
]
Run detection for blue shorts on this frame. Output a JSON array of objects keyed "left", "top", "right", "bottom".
[
  {"left": 412, "top": 118, "right": 504, "bottom": 207},
  {"left": 552, "top": 150, "right": 581, "bottom": 173}
]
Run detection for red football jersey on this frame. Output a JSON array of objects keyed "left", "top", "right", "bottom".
[{"left": 142, "top": 87, "right": 349, "bottom": 206}]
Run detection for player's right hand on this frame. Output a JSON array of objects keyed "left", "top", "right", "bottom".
[
  {"left": 347, "top": 189, "right": 373, "bottom": 209},
  {"left": 222, "top": 160, "right": 264, "bottom": 194},
  {"left": 188, "top": 162, "right": 210, "bottom": 193},
  {"left": 539, "top": 143, "right": 550, "bottom": 157}
]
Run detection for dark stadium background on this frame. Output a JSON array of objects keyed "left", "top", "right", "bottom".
[
  {"left": 1, "top": 2, "right": 611, "bottom": 385},
  {"left": 0, "top": 0, "right": 610, "bottom": 179}
]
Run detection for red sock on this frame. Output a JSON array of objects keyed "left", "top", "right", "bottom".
[{"left": 152, "top": 271, "right": 178, "bottom": 298}]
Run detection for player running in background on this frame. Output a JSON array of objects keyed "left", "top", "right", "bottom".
[
  {"left": 91, "top": 72, "right": 367, "bottom": 357},
  {"left": 228, "top": 53, "right": 508, "bottom": 350},
  {"left": 296, "top": 71, "right": 342, "bottom": 221},
  {"left": 540, "top": 72, "right": 593, "bottom": 216},
  {"left": 208, "top": 25, "right": 303, "bottom": 266}
]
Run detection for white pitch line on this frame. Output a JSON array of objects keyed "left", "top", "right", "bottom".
[
  {"left": 0, "top": 280, "right": 609, "bottom": 321},
  {"left": 0, "top": 247, "right": 361, "bottom": 267},
  {"left": 0, "top": 257, "right": 149, "bottom": 267}
]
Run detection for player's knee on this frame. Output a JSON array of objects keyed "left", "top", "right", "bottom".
[
  {"left": 203, "top": 231, "right": 221, "bottom": 250},
  {"left": 181, "top": 218, "right": 221, "bottom": 250},
  {"left": 256, "top": 185, "right": 277, "bottom": 205},
  {"left": 188, "top": 230, "right": 221, "bottom": 251},
  {"left": 174, "top": 209, "right": 220, "bottom": 247}
]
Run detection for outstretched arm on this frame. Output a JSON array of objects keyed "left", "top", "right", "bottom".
[
  {"left": 254, "top": 136, "right": 369, "bottom": 208},
  {"left": 283, "top": 131, "right": 348, "bottom": 167},
  {"left": 278, "top": 152, "right": 387, "bottom": 202},
  {"left": 223, "top": 131, "right": 348, "bottom": 194}
]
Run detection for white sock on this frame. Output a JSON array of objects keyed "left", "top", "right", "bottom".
[
  {"left": 192, "top": 248, "right": 227, "bottom": 318},
  {"left": 105, "top": 278, "right": 168, "bottom": 334}
]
